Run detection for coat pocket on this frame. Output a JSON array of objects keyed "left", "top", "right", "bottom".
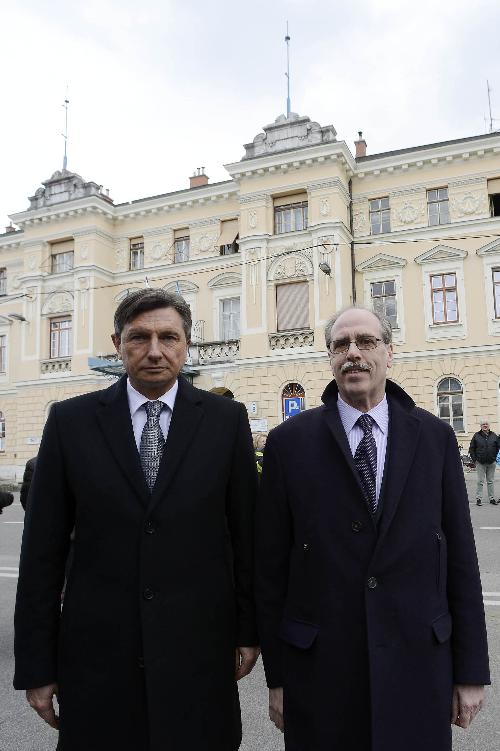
[
  {"left": 432, "top": 612, "right": 452, "bottom": 644},
  {"left": 278, "top": 618, "right": 319, "bottom": 649}
]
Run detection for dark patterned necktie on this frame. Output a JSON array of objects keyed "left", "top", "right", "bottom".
[
  {"left": 354, "top": 414, "right": 378, "bottom": 513},
  {"left": 140, "top": 401, "right": 165, "bottom": 491}
]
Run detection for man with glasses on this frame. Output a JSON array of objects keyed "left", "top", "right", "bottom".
[{"left": 256, "top": 306, "right": 489, "bottom": 751}]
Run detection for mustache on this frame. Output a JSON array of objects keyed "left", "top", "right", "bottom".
[{"left": 340, "top": 362, "right": 372, "bottom": 375}]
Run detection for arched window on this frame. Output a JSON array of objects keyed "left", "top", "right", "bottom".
[
  {"left": 282, "top": 383, "right": 305, "bottom": 421},
  {"left": 437, "top": 377, "right": 464, "bottom": 432},
  {"left": 0, "top": 411, "right": 5, "bottom": 452}
]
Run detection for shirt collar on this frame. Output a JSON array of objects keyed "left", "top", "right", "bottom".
[
  {"left": 337, "top": 393, "right": 389, "bottom": 435},
  {"left": 126, "top": 378, "right": 178, "bottom": 417}
]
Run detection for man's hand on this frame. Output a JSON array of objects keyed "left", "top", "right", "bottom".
[
  {"left": 269, "top": 687, "right": 284, "bottom": 732},
  {"left": 451, "top": 684, "right": 485, "bottom": 728},
  {"left": 234, "top": 646, "right": 260, "bottom": 681},
  {"left": 26, "top": 683, "right": 59, "bottom": 729}
]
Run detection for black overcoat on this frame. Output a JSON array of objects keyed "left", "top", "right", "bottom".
[
  {"left": 14, "top": 375, "right": 258, "bottom": 751},
  {"left": 255, "top": 379, "right": 490, "bottom": 751}
]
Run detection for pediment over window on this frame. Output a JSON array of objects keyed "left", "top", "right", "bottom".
[
  {"left": 163, "top": 280, "right": 199, "bottom": 294},
  {"left": 356, "top": 253, "right": 407, "bottom": 272},
  {"left": 41, "top": 291, "right": 74, "bottom": 315},
  {"left": 207, "top": 273, "right": 242, "bottom": 289},
  {"left": 0, "top": 315, "right": 13, "bottom": 326},
  {"left": 267, "top": 251, "right": 313, "bottom": 282},
  {"left": 415, "top": 245, "right": 467, "bottom": 265},
  {"left": 476, "top": 238, "right": 500, "bottom": 257}
]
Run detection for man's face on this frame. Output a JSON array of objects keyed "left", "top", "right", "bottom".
[
  {"left": 111, "top": 306, "right": 189, "bottom": 398},
  {"left": 481, "top": 423, "right": 490, "bottom": 433},
  {"left": 328, "top": 308, "right": 393, "bottom": 411}
]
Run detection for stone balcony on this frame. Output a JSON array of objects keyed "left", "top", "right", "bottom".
[
  {"left": 40, "top": 357, "right": 72, "bottom": 375},
  {"left": 269, "top": 329, "right": 314, "bottom": 351},
  {"left": 196, "top": 340, "right": 240, "bottom": 365}
]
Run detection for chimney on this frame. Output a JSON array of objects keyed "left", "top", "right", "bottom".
[
  {"left": 354, "top": 131, "right": 367, "bottom": 158},
  {"left": 5, "top": 224, "right": 16, "bottom": 234},
  {"left": 189, "top": 167, "right": 209, "bottom": 189}
]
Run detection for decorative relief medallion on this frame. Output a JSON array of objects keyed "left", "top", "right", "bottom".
[
  {"left": 319, "top": 198, "right": 331, "bottom": 217},
  {"left": 395, "top": 201, "right": 426, "bottom": 225},
  {"left": 248, "top": 210, "right": 258, "bottom": 230},
  {"left": 198, "top": 234, "right": 217, "bottom": 252},
  {"left": 114, "top": 243, "right": 127, "bottom": 271},
  {"left": 42, "top": 291, "right": 74, "bottom": 315},
  {"left": 11, "top": 274, "right": 21, "bottom": 289},
  {"left": 353, "top": 212, "right": 367, "bottom": 235},
  {"left": 267, "top": 252, "right": 314, "bottom": 281},
  {"left": 451, "top": 192, "right": 488, "bottom": 218},
  {"left": 150, "top": 242, "right": 167, "bottom": 261}
]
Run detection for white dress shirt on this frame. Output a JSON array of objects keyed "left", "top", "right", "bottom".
[
  {"left": 126, "top": 378, "right": 178, "bottom": 451},
  {"left": 337, "top": 394, "right": 389, "bottom": 502}
]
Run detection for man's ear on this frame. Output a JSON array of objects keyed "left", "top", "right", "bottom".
[
  {"left": 386, "top": 343, "right": 394, "bottom": 370},
  {"left": 111, "top": 333, "right": 121, "bottom": 355}
]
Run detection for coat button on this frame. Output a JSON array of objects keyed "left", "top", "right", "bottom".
[
  {"left": 367, "top": 577, "right": 378, "bottom": 589},
  {"left": 143, "top": 587, "right": 154, "bottom": 600},
  {"left": 144, "top": 521, "right": 155, "bottom": 534},
  {"left": 303, "top": 543, "right": 309, "bottom": 552},
  {"left": 352, "top": 520, "right": 363, "bottom": 532},
  {"left": 138, "top": 656, "right": 145, "bottom": 669}
]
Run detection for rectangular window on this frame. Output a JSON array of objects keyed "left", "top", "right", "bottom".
[
  {"left": 493, "top": 269, "right": 500, "bottom": 318},
  {"left": 0, "top": 268, "right": 6, "bottom": 296},
  {"left": 0, "top": 412, "right": 4, "bottom": 452},
  {"left": 427, "top": 188, "right": 450, "bottom": 226},
  {"left": 174, "top": 234, "right": 190, "bottom": 263},
  {"left": 369, "top": 197, "right": 390, "bottom": 235},
  {"left": 0, "top": 335, "right": 6, "bottom": 372},
  {"left": 276, "top": 282, "right": 309, "bottom": 331},
  {"left": 129, "top": 238, "right": 144, "bottom": 270},
  {"left": 50, "top": 317, "right": 72, "bottom": 358},
  {"left": 220, "top": 297, "right": 240, "bottom": 340},
  {"left": 274, "top": 197, "right": 308, "bottom": 234},
  {"left": 51, "top": 251, "right": 74, "bottom": 274},
  {"left": 431, "top": 273, "right": 458, "bottom": 324},
  {"left": 371, "top": 280, "right": 397, "bottom": 327},
  {"left": 219, "top": 219, "right": 239, "bottom": 255},
  {"left": 488, "top": 178, "right": 500, "bottom": 217}
]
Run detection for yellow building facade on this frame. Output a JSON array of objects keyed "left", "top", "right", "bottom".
[{"left": 1, "top": 112, "right": 500, "bottom": 478}]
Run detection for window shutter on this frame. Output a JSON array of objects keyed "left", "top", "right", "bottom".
[
  {"left": 276, "top": 282, "right": 309, "bottom": 331},
  {"left": 273, "top": 192, "right": 308, "bottom": 208}
]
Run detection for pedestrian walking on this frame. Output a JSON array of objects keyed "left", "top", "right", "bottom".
[
  {"left": 19, "top": 456, "right": 37, "bottom": 511},
  {"left": 469, "top": 420, "right": 500, "bottom": 505}
]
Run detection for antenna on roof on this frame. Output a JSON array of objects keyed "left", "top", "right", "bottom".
[
  {"left": 486, "top": 80, "right": 500, "bottom": 133},
  {"left": 62, "top": 87, "right": 69, "bottom": 171},
  {"left": 285, "top": 22, "right": 291, "bottom": 118}
]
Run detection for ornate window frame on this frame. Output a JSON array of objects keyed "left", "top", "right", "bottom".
[
  {"left": 415, "top": 245, "right": 468, "bottom": 342},
  {"left": 356, "top": 253, "right": 406, "bottom": 345}
]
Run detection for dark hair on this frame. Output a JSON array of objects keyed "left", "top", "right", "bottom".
[
  {"left": 324, "top": 305, "right": 392, "bottom": 349},
  {"left": 114, "top": 289, "right": 192, "bottom": 340}
]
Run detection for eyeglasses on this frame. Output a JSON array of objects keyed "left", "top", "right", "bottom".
[{"left": 329, "top": 335, "right": 383, "bottom": 355}]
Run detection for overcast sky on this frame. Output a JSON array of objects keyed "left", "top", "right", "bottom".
[{"left": 1, "top": 0, "right": 499, "bottom": 229}]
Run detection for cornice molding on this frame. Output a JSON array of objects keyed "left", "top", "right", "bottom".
[
  {"left": 477, "top": 238, "right": 500, "bottom": 256},
  {"left": 356, "top": 253, "right": 407, "bottom": 271},
  {"left": 224, "top": 140, "right": 356, "bottom": 178}
]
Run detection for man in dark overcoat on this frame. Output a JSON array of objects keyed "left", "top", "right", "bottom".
[
  {"left": 255, "top": 306, "right": 489, "bottom": 751},
  {"left": 14, "top": 289, "right": 259, "bottom": 751}
]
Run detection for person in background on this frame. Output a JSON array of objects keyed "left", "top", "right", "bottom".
[
  {"left": 20, "top": 456, "right": 37, "bottom": 511},
  {"left": 0, "top": 489, "right": 14, "bottom": 514},
  {"left": 254, "top": 434, "right": 267, "bottom": 477},
  {"left": 469, "top": 420, "right": 500, "bottom": 506}
]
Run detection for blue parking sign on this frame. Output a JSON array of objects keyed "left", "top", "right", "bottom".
[{"left": 283, "top": 397, "right": 304, "bottom": 420}]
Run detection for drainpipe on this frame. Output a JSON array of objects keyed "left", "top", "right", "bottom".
[{"left": 348, "top": 177, "right": 356, "bottom": 303}]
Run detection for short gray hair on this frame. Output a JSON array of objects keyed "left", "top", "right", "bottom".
[
  {"left": 114, "top": 288, "right": 192, "bottom": 340},
  {"left": 324, "top": 305, "right": 393, "bottom": 350}
]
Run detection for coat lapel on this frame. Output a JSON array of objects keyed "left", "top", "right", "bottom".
[
  {"left": 322, "top": 402, "right": 376, "bottom": 527},
  {"left": 147, "top": 378, "right": 204, "bottom": 512},
  {"left": 96, "top": 376, "right": 150, "bottom": 505},
  {"left": 375, "top": 394, "right": 421, "bottom": 545}
]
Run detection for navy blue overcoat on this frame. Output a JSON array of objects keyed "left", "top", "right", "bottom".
[{"left": 255, "top": 379, "right": 490, "bottom": 751}]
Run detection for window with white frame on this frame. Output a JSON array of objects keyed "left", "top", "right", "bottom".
[
  {"left": 431, "top": 273, "right": 458, "bottom": 324},
  {"left": 220, "top": 297, "right": 240, "bottom": 340},
  {"left": 129, "top": 237, "right": 144, "bottom": 270},
  {"left": 0, "top": 268, "right": 6, "bottom": 296},
  {"left": 50, "top": 317, "right": 72, "bottom": 358},
  {"left": 0, "top": 335, "right": 6, "bottom": 372},
  {"left": 51, "top": 250, "right": 74, "bottom": 273},
  {"left": 274, "top": 196, "right": 308, "bottom": 235},
  {"left": 174, "top": 235, "right": 190, "bottom": 263},
  {"left": 493, "top": 268, "right": 500, "bottom": 318},
  {"left": 0, "top": 411, "right": 5, "bottom": 452},
  {"left": 437, "top": 377, "right": 464, "bottom": 432},
  {"left": 427, "top": 188, "right": 450, "bottom": 226},
  {"left": 276, "top": 282, "right": 309, "bottom": 331},
  {"left": 370, "top": 280, "right": 397, "bottom": 327},
  {"left": 369, "top": 197, "right": 390, "bottom": 235}
]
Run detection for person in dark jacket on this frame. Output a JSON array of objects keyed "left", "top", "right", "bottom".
[
  {"left": 0, "top": 489, "right": 14, "bottom": 513},
  {"left": 20, "top": 457, "right": 37, "bottom": 511},
  {"left": 469, "top": 420, "right": 500, "bottom": 506}
]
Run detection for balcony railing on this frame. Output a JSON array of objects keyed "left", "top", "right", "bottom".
[
  {"left": 40, "top": 357, "right": 72, "bottom": 374},
  {"left": 197, "top": 340, "right": 240, "bottom": 364},
  {"left": 269, "top": 330, "right": 314, "bottom": 351}
]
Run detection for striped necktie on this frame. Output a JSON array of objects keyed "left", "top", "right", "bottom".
[
  {"left": 140, "top": 401, "right": 165, "bottom": 491},
  {"left": 354, "top": 414, "right": 378, "bottom": 513}
]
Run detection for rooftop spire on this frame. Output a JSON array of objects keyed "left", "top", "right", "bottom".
[{"left": 285, "top": 22, "right": 291, "bottom": 118}]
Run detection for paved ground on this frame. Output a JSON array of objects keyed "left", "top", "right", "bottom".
[{"left": 1, "top": 471, "right": 499, "bottom": 750}]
